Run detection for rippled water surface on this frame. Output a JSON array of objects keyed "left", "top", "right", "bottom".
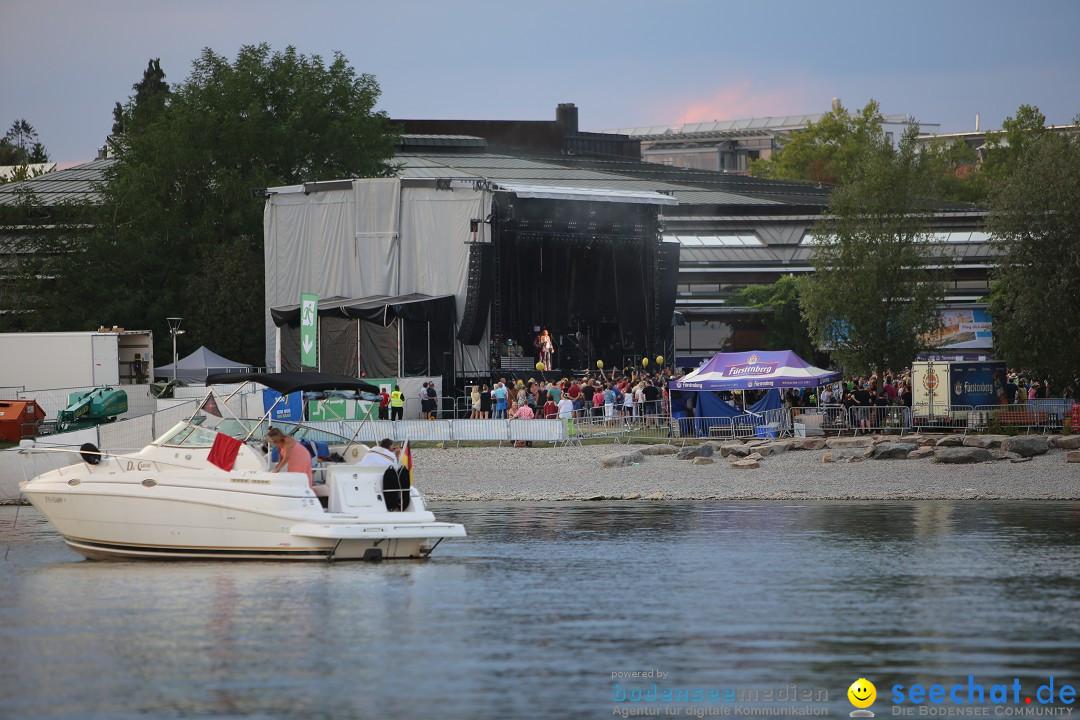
[{"left": 2, "top": 501, "right": 1079, "bottom": 719}]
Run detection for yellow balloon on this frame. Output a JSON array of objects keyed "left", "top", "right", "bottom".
[
  {"left": 536, "top": 361, "right": 545, "bottom": 371},
  {"left": 656, "top": 355, "right": 664, "bottom": 365},
  {"left": 642, "top": 357, "right": 649, "bottom": 367},
  {"left": 596, "top": 360, "right": 604, "bottom": 369}
]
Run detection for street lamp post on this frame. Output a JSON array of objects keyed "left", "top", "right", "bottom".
[{"left": 167, "top": 317, "right": 184, "bottom": 381}]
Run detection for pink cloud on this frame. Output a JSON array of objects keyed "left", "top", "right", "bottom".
[{"left": 671, "top": 80, "right": 824, "bottom": 126}]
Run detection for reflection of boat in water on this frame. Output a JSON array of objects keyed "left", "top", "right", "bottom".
[{"left": 19, "top": 372, "right": 465, "bottom": 561}]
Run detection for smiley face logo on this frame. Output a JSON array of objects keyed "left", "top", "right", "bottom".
[{"left": 848, "top": 678, "right": 876, "bottom": 714}]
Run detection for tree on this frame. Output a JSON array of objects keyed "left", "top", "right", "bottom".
[
  {"left": 0, "top": 119, "right": 50, "bottom": 166},
  {"left": 985, "top": 120, "right": 1080, "bottom": 393},
  {"left": 108, "top": 58, "right": 171, "bottom": 153},
  {"left": 799, "top": 124, "right": 949, "bottom": 379},
  {"left": 731, "top": 275, "right": 816, "bottom": 360},
  {"left": 44, "top": 45, "right": 399, "bottom": 365},
  {"left": 749, "top": 101, "right": 886, "bottom": 186}
]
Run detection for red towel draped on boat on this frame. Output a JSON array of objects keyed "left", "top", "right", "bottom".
[{"left": 207, "top": 432, "right": 242, "bottom": 471}]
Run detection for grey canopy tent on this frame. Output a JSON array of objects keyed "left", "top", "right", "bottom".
[{"left": 154, "top": 346, "right": 253, "bottom": 384}]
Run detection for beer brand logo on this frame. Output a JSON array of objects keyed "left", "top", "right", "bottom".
[{"left": 724, "top": 358, "right": 777, "bottom": 377}]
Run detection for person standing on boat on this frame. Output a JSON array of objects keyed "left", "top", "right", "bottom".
[{"left": 266, "top": 427, "right": 313, "bottom": 487}]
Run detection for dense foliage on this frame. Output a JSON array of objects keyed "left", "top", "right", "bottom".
[
  {"left": 799, "top": 124, "right": 950, "bottom": 378},
  {"left": 44, "top": 44, "right": 399, "bottom": 365},
  {"left": 985, "top": 122, "right": 1080, "bottom": 393}
]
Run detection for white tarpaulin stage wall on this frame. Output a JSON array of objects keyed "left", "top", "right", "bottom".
[{"left": 264, "top": 179, "right": 490, "bottom": 374}]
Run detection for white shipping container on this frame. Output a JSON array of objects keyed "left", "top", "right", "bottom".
[{"left": 0, "top": 331, "right": 153, "bottom": 391}]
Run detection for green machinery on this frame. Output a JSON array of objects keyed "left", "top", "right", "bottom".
[{"left": 57, "top": 387, "right": 128, "bottom": 432}]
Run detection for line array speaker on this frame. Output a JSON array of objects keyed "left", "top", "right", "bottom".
[{"left": 456, "top": 242, "right": 494, "bottom": 345}]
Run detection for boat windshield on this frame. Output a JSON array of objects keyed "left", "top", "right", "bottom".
[
  {"left": 152, "top": 419, "right": 356, "bottom": 448},
  {"left": 153, "top": 422, "right": 225, "bottom": 448}
]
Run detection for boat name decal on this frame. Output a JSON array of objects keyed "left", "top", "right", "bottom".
[
  {"left": 231, "top": 477, "right": 270, "bottom": 485},
  {"left": 44, "top": 495, "right": 65, "bottom": 503}
]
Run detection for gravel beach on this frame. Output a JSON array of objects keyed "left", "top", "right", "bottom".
[{"left": 414, "top": 438, "right": 1080, "bottom": 501}]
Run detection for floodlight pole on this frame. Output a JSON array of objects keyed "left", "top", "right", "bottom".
[{"left": 167, "top": 317, "right": 183, "bottom": 381}]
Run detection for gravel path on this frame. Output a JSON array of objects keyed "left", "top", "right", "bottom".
[{"left": 413, "top": 441, "right": 1080, "bottom": 501}]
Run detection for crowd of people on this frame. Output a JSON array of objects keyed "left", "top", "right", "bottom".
[
  {"left": 468, "top": 371, "right": 672, "bottom": 423},
  {"left": 373, "top": 366, "right": 1069, "bottom": 427}
]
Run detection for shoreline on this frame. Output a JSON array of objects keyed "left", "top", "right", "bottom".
[{"left": 413, "top": 437, "right": 1080, "bottom": 502}]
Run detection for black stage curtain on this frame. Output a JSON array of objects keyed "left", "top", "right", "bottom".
[{"left": 498, "top": 239, "right": 650, "bottom": 371}]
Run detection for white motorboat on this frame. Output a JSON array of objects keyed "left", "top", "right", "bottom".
[{"left": 19, "top": 372, "right": 465, "bottom": 561}]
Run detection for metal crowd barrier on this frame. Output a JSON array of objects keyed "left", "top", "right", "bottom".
[
  {"left": 967, "top": 400, "right": 1074, "bottom": 434},
  {"left": 911, "top": 406, "right": 972, "bottom": 434},
  {"left": 846, "top": 406, "right": 912, "bottom": 435}
]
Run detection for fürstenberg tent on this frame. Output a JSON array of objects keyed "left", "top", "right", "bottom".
[
  {"left": 154, "top": 346, "right": 252, "bottom": 384},
  {"left": 669, "top": 350, "right": 841, "bottom": 418}
]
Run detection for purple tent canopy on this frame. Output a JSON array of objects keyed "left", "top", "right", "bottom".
[{"left": 670, "top": 350, "right": 840, "bottom": 392}]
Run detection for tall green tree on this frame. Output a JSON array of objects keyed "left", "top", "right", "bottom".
[
  {"left": 799, "top": 124, "right": 949, "bottom": 379},
  {"left": 749, "top": 101, "right": 886, "bottom": 186},
  {"left": 985, "top": 117, "right": 1080, "bottom": 393},
  {"left": 45, "top": 44, "right": 398, "bottom": 364},
  {"left": 109, "top": 58, "right": 171, "bottom": 152}
]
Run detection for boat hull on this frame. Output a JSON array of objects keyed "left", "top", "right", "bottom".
[{"left": 23, "top": 480, "right": 460, "bottom": 562}]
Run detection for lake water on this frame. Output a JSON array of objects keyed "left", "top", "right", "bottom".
[{"left": 2, "top": 501, "right": 1079, "bottom": 719}]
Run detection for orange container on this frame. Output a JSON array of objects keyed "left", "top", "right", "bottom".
[{"left": 0, "top": 400, "right": 46, "bottom": 441}]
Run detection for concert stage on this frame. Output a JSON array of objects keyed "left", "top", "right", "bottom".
[{"left": 457, "top": 192, "right": 680, "bottom": 384}]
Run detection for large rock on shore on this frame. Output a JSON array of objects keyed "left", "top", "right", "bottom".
[
  {"left": 639, "top": 444, "right": 678, "bottom": 456},
  {"left": 718, "top": 443, "right": 750, "bottom": 458},
  {"left": 1055, "top": 435, "right": 1080, "bottom": 449},
  {"left": 1001, "top": 436, "right": 1049, "bottom": 458},
  {"left": 789, "top": 438, "right": 826, "bottom": 451},
  {"left": 963, "top": 435, "right": 1009, "bottom": 449},
  {"left": 872, "top": 442, "right": 918, "bottom": 460},
  {"left": 826, "top": 437, "right": 873, "bottom": 449},
  {"left": 907, "top": 446, "right": 936, "bottom": 459},
  {"left": 677, "top": 444, "right": 714, "bottom": 460},
  {"left": 731, "top": 458, "right": 759, "bottom": 470},
  {"left": 601, "top": 450, "right": 645, "bottom": 468},
  {"left": 935, "top": 436, "right": 965, "bottom": 447},
  {"left": 753, "top": 441, "right": 792, "bottom": 457},
  {"left": 692, "top": 457, "right": 715, "bottom": 465},
  {"left": 935, "top": 447, "right": 993, "bottom": 464},
  {"left": 1067, "top": 451, "right": 1080, "bottom": 463}
]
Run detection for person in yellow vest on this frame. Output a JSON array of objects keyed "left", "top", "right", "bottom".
[{"left": 390, "top": 387, "right": 404, "bottom": 421}]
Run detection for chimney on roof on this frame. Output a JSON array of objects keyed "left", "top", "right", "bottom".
[
  {"left": 557, "top": 103, "right": 579, "bottom": 135},
  {"left": 831, "top": 97, "right": 841, "bottom": 112},
  {"left": 975, "top": 113, "right": 980, "bottom": 132}
]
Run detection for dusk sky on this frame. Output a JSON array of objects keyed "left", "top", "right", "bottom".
[{"left": 3, "top": 0, "right": 1078, "bottom": 165}]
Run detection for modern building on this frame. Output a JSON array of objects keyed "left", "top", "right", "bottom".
[{"left": 602, "top": 104, "right": 936, "bottom": 174}]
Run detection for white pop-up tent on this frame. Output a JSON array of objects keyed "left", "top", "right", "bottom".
[{"left": 154, "top": 346, "right": 252, "bottom": 384}]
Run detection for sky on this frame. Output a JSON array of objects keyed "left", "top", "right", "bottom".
[{"left": 2, "top": 0, "right": 1078, "bottom": 165}]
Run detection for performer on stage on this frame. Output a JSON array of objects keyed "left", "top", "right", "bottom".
[{"left": 536, "top": 328, "right": 555, "bottom": 370}]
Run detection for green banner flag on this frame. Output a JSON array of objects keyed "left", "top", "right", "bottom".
[{"left": 300, "top": 292, "right": 318, "bottom": 368}]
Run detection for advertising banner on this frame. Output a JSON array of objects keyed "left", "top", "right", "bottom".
[
  {"left": 949, "top": 362, "right": 1008, "bottom": 407},
  {"left": 925, "top": 309, "right": 993, "bottom": 349},
  {"left": 262, "top": 389, "right": 303, "bottom": 422}
]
